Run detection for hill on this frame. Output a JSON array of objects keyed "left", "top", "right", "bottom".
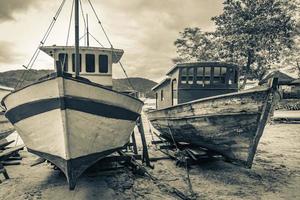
[
  {"left": 112, "top": 77, "right": 157, "bottom": 98},
  {"left": 0, "top": 70, "right": 157, "bottom": 98}
]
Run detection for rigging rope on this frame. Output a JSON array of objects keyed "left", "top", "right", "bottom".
[
  {"left": 87, "top": 0, "right": 136, "bottom": 91},
  {"left": 14, "top": 0, "right": 67, "bottom": 89},
  {"left": 79, "top": 0, "right": 87, "bottom": 45},
  {"left": 61, "top": 0, "right": 75, "bottom": 69}
]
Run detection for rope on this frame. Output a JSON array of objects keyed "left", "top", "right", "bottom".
[
  {"left": 87, "top": 0, "right": 113, "bottom": 48},
  {"left": 61, "top": 0, "right": 75, "bottom": 70},
  {"left": 87, "top": 0, "right": 136, "bottom": 91},
  {"left": 79, "top": 0, "right": 87, "bottom": 44},
  {"left": 14, "top": 0, "right": 66, "bottom": 89},
  {"left": 89, "top": 33, "right": 104, "bottom": 47}
]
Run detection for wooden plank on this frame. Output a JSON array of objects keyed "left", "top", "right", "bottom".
[
  {"left": 0, "top": 145, "right": 25, "bottom": 161},
  {"left": 136, "top": 117, "right": 152, "bottom": 168},
  {"left": 0, "top": 129, "right": 14, "bottom": 140},
  {"left": 0, "top": 139, "right": 14, "bottom": 149}
]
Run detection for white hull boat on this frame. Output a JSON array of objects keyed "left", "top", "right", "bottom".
[{"left": 2, "top": 74, "right": 143, "bottom": 188}]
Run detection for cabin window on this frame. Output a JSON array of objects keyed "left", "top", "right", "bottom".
[
  {"left": 58, "top": 53, "right": 68, "bottom": 71},
  {"left": 196, "top": 67, "right": 204, "bottom": 85},
  {"left": 213, "top": 67, "right": 221, "bottom": 84},
  {"left": 99, "top": 55, "right": 108, "bottom": 73},
  {"left": 161, "top": 90, "right": 164, "bottom": 101},
  {"left": 181, "top": 68, "right": 187, "bottom": 84},
  {"left": 86, "top": 54, "right": 95, "bottom": 72},
  {"left": 204, "top": 67, "right": 211, "bottom": 85},
  {"left": 213, "top": 67, "right": 227, "bottom": 84},
  {"left": 72, "top": 54, "right": 82, "bottom": 72},
  {"left": 187, "top": 68, "right": 194, "bottom": 84}
]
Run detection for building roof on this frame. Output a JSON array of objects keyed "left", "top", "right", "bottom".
[
  {"left": 152, "top": 77, "right": 171, "bottom": 91},
  {"left": 166, "top": 61, "right": 239, "bottom": 76},
  {"left": 259, "top": 71, "right": 295, "bottom": 85},
  {"left": 40, "top": 45, "right": 124, "bottom": 63}
]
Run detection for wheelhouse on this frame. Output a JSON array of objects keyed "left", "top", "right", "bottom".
[
  {"left": 40, "top": 46, "right": 124, "bottom": 88},
  {"left": 153, "top": 62, "right": 239, "bottom": 109}
]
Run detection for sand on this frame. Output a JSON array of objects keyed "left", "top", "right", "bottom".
[{"left": 0, "top": 121, "right": 299, "bottom": 199}]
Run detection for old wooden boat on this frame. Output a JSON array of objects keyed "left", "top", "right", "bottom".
[
  {"left": 1, "top": 0, "right": 143, "bottom": 189},
  {"left": 147, "top": 62, "right": 278, "bottom": 168}
]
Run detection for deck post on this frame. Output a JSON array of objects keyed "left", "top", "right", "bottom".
[{"left": 136, "top": 116, "right": 152, "bottom": 167}]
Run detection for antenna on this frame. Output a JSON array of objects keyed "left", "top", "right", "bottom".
[
  {"left": 86, "top": 14, "right": 90, "bottom": 47},
  {"left": 75, "top": 0, "right": 80, "bottom": 77}
]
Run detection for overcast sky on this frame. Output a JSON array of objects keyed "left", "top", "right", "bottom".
[{"left": 0, "top": 0, "right": 223, "bottom": 81}]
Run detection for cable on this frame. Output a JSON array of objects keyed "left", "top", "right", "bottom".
[
  {"left": 89, "top": 33, "right": 104, "bottom": 47},
  {"left": 87, "top": 0, "right": 136, "bottom": 91},
  {"left": 15, "top": 0, "right": 67, "bottom": 89},
  {"left": 61, "top": 0, "right": 75, "bottom": 69}
]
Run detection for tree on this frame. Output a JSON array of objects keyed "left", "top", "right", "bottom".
[
  {"left": 174, "top": 0, "right": 296, "bottom": 87},
  {"left": 174, "top": 28, "right": 219, "bottom": 62},
  {"left": 212, "top": 0, "right": 296, "bottom": 87}
]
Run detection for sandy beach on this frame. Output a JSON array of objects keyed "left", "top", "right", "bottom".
[{"left": 0, "top": 114, "right": 299, "bottom": 200}]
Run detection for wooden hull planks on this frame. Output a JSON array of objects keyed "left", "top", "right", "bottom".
[
  {"left": 148, "top": 82, "right": 278, "bottom": 168},
  {"left": 2, "top": 75, "right": 143, "bottom": 189}
]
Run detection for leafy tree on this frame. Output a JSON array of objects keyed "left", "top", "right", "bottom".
[
  {"left": 212, "top": 0, "right": 296, "bottom": 87},
  {"left": 174, "top": 28, "right": 219, "bottom": 62},
  {"left": 174, "top": 0, "right": 297, "bottom": 87}
]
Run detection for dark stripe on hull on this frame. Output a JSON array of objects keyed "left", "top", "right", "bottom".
[
  {"left": 6, "top": 96, "right": 140, "bottom": 124},
  {"left": 28, "top": 147, "right": 123, "bottom": 190}
]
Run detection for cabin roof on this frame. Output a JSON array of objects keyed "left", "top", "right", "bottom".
[
  {"left": 152, "top": 77, "right": 171, "bottom": 91},
  {"left": 166, "top": 61, "right": 239, "bottom": 76},
  {"left": 0, "top": 85, "right": 14, "bottom": 91},
  {"left": 259, "top": 70, "right": 295, "bottom": 85},
  {"left": 40, "top": 46, "right": 124, "bottom": 63},
  {"left": 291, "top": 78, "right": 300, "bottom": 85}
]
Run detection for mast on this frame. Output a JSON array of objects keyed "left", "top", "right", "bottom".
[
  {"left": 75, "top": 0, "right": 80, "bottom": 77},
  {"left": 86, "top": 14, "right": 90, "bottom": 47}
]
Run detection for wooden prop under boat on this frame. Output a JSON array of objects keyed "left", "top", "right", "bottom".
[
  {"left": 147, "top": 78, "right": 278, "bottom": 168},
  {"left": 0, "top": 129, "right": 14, "bottom": 140},
  {"left": 1, "top": 73, "right": 143, "bottom": 189}
]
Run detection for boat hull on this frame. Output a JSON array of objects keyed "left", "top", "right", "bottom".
[
  {"left": 147, "top": 87, "right": 276, "bottom": 167},
  {"left": 2, "top": 75, "right": 143, "bottom": 189}
]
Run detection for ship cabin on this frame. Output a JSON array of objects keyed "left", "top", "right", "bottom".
[
  {"left": 40, "top": 46, "right": 124, "bottom": 89},
  {"left": 152, "top": 62, "right": 239, "bottom": 110}
]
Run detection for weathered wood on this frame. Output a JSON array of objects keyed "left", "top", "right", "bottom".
[
  {"left": 136, "top": 117, "right": 152, "bottom": 168},
  {"left": 2, "top": 160, "right": 21, "bottom": 166},
  {"left": 0, "top": 145, "right": 25, "bottom": 161},
  {"left": 0, "top": 139, "right": 14, "bottom": 149},
  {"left": 30, "top": 157, "right": 46, "bottom": 167},
  {"left": 0, "top": 163, "right": 9, "bottom": 179},
  {"left": 131, "top": 131, "right": 138, "bottom": 155},
  {"left": 0, "top": 130, "right": 14, "bottom": 140},
  {"left": 148, "top": 80, "right": 278, "bottom": 168},
  {"left": 246, "top": 78, "right": 278, "bottom": 168}
]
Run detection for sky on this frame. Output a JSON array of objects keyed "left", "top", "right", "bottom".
[{"left": 0, "top": 0, "right": 223, "bottom": 81}]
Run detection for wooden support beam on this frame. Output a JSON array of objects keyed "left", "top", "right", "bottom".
[
  {"left": 136, "top": 117, "right": 152, "bottom": 168},
  {"left": 131, "top": 131, "right": 138, "bottom": 155},
  {"left": 0, "top": 163, "right": 9, "bottom": 179}
]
